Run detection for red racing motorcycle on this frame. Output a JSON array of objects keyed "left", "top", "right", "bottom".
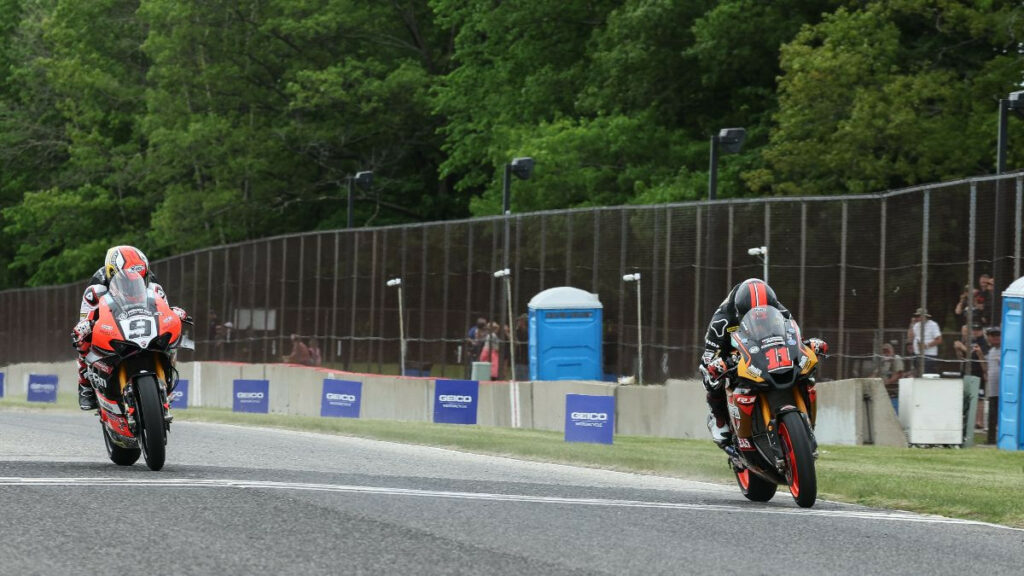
[{"left": 82, "top": 271, "right": 190, "bottom": 471}]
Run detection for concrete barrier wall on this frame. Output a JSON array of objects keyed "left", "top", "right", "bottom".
[
  {"left": 531, "top": 381, "right": 616, "bottom": 432},
  {"left": 0, "top": 361, "right": 907, "bottom": 446}
]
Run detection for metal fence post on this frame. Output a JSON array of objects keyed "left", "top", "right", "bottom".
[
  {"left": 693, "top": 206, "right": 703, "bottom": 358},
  {"left": 876, "top": 199, "right": 887, "bottom": 376},
  {"left": 1016, "top": 176, "right": 1022, "bottom": 281},
  {"left": 918, "top": 190, "right": 931, "bottom": 375},
  {"left": 838, "top": 201, "right": 848, "bottom": 378},
  {"left": 799, "top": 203, "right": 807, "bottom": 325}
]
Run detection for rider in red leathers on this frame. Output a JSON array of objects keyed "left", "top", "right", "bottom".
[
  {"left": 699, "top": 279, "right": 827, "bottom": 448},
  {"left": 72, "top": 246, "right": 187, "bottom": 410}
]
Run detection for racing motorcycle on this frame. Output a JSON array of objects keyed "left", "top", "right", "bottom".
[
  {"left": 82, "top": 271, "right": 191, "bottom": 471},
  {"left": 722, "top": 306, "right": 821, "bottom": 508}
]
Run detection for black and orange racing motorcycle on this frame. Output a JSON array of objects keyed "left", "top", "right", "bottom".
[
  {"left": 722, "top": 306, "right": 822, "bottom": 508},
  {"left": 82, "top": 271, "right": 191, "bottom": 471}
]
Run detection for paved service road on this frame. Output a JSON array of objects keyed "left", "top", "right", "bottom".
[{"left": 1, "top": 411, "right": 1021, "bottom": 575}]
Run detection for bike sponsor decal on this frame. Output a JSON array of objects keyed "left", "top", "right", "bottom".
[
  {"left": 169, "top": 379, "right": 189, "bottom": 409},
  {"left": 737, "top": 437, "right": 754, "bottom": 451},
  {"left": 232, "top": 379, "right": 269, "bottom": 413},
  {"left": 564, "top": 394, "right": 614, "bottom": 445},
  {"left": 321, "top": 379, "right": 361, "bottom": 418},
  {"left": 27, "top": 374, "right": 58, "bottom": 403},
  {"left": 433, "top": 379, "right": 479, "bottom": 425},
  {"left": 760, "top": 335, "right": 785, "bottom": 347},
  {"left": 92, "top": 360, "right": 113, "bottom": 375}
]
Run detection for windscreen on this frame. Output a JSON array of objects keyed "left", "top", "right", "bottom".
[
  {"left": 737, "top": 306, "right": 790, "bottom": 348},
  {"left": 108, "top": 272, "right": 148, "bottom": 309}
]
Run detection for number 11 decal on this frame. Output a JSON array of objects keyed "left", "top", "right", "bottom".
[{"left": 765, "top": 347, "right": 792, "bottom": 370}]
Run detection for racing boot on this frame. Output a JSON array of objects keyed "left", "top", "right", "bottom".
[
  {"left": 707, "top": 412, "right": 732, "bottom": 449},
  {"left": 78, "top": 383, "right": 98, "bottom": 411}
]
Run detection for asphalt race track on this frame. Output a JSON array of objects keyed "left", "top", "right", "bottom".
[{"left": 1, "top": 411, "right": 1021, "bottom": 575}]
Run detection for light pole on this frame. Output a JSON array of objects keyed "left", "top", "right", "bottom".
[
  {"left": 494, "top": 268, "right": 520, "bottom": 427},
  {"left": 387, "top": 277, "right": 404, "bottom": 376},
  {"left": 708, "top": 128, "right": 746, "bottom": 200},
  {"left": 347, "top": 170, "right": 373, "bottom": 228},
  {"left": 747, "top": 246, "right": 768, "bottom": 283},
  {"left": 623, "top": 273, "right": 642, "bottom": 385},
  {"left": 499, "top": 157, "right": 533, "bottom": 382}
]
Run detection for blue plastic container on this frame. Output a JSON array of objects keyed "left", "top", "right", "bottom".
[
  {"left": 528, "top": 287, "right": 603, "bottom": 381},
  {"left": 997, "top": 276, "right": 1024, "bottom": 450}
]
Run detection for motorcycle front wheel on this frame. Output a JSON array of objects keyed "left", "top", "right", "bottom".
[
  {"left": 778, "top": 411, "right": 817, "bottom": 508},
  {"left": 135, "top": 375, "right": 167, "bottom": 471}
]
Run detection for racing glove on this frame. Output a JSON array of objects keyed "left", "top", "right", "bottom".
[
  {"left": 804, "top": 338, "right": 828, "bottom": 358},
  {"left": 72, "top": 319, "right": 92, "bottom": 354},
  {"left": 171, "top": 306, "right": 188, "bottom": 322},
  {"left": 703, "top": 354, "right": 737, "bottom": 383}
]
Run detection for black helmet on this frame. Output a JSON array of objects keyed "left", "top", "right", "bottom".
[{"left": 733, "top": 278, "right": 778, "bottom": 317}]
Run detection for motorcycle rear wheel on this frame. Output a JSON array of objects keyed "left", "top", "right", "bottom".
[
  {"left": 734, "top": 464, "right": 777, "bottom": 502},
  {"left": 136, "top": 375, "right": 167, "bottom": 471},
  {"left": 778, "top": 411, "right": 817, "bottom": 508},
  {"left": 102, "top": 423, "right": 140, "bottom": 466}
]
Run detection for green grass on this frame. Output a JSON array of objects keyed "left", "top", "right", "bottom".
[{"left": 4, "top": 398, "right": 1024, "bottom": 527}]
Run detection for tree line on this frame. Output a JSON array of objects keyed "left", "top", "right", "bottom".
[{"left": 1, "top": 0, "right": 1020, "bottom": 288}]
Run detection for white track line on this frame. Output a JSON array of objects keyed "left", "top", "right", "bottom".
[{"left": 0, "top": 476, "right": 1015, "bottom": 531}]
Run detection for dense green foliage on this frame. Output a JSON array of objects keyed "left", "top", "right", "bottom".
[{"left": 1, "top": 0, "right": 1021, "bottom": 287}]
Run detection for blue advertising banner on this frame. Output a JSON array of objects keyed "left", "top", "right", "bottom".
[
  {"left": 433, "top": 379, "right": 479, "bottom": 425},
  {"left": 0, "top": 372, "right": 4, "bottom": 398},
  {"left": 233, "top": 379, "right": 269, "bottom": 413},
  {"left": 27, "top": 374, "right": 58, "bottom": 403},
  {"left": 564, "top": 394, "right": 614, "bottom": 445},
  {"left": 321, "top": 379, "right": 362, "bottom": 418},
  {"left": 169, "top": 379, "right": 189, "bottom": 409}
]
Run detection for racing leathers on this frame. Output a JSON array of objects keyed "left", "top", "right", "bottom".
[{"left": 699, "top": 279, "right": 826, "bottom": 448}]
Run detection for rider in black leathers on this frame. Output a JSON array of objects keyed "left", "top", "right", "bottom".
[{"left": 699, "top": 278, "right": 827, "bottom": 448}]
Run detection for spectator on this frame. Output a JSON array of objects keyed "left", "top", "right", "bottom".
[
  {"left": 308, "top": 339, "right": 322, "bottom": 367},
  {"left": 479, "top": 321, "right": 501, "bottom": 380},
  {"left": 983, "top": 326, "right": 1001, "bottom": 437},
  {"left": 978, "top": 274, "right": 996, "bottom": 326},
  {"left": 907, "top": 308, "right": 942, "bottom": 374},
  {"left": 513, "top": 313, "right": 528, "bottom": 380},
  {"left": 285, "top": 333, "right": 311, "bottom": 365},
  {"left": 954, "top": 323, "right": 989, "bottom": 381},
  {"left": 464, "top": 317, "right": 487, "bottom": 378},
  {"left": 873, "top": 342, "right": 905, "bottom": 413},
  {"left": 954, "top": 284, "right": 983, "bottom": 334},
  {"left": 954, "top": 322, "right": 990, "bottom": 429}
]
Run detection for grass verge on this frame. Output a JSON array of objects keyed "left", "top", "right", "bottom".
[{"left": 4, "top": 399, "right": 1024, "bottom": 527}]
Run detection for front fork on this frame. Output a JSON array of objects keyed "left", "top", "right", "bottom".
[{"left": 763, "top": 384, "right": 819, "bottom": 471}]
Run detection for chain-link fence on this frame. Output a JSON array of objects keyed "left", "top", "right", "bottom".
[{"left": 2, "top": 173, "right": 1021, "bottom": 382}]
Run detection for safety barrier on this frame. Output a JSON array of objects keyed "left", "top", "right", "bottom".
[{"left": 0, "top": 361, "right": 906, "bottom": 446}]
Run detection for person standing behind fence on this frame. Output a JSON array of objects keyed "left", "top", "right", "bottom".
[
  {"left": 873, "top": 343, "right": 905, "bottom": 413},
  {"left": 908, "top": 308, "right": 942, "bottom": 375},
  {"left": 978, "top": 274, "right": 996, "bottom": 326},
  {"left": 983, "top": 327, "right": 1001, "bottom": 439},
  {"left": 479, "top": 321, "right": 501, "bottom": 380},
  {"left": 308, "top": 339, "right": 322, "bottom": 366},
  {"left": 285, "top": 333, "right": 311, "bottom": 365}
]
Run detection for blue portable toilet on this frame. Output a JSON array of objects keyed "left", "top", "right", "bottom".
[
  {"left": 998, "top": 276, "right": 1024, "bottom": 451},
  {"left": 528, "top": 287, "right": 603, "bottom": 381}
]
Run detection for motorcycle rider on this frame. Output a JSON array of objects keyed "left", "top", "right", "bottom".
[
  {"left": 72, "top": 246, "right": 188, "bottom": 410},
  {"left": 699, "top": 278, "right": 828, "bottom": 448}
]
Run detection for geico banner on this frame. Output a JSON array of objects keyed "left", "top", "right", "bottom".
[
  {"left": 169, "top": 379, "right": 189, "bottom": 409},
  {"left": 321, "top": 379, "right": 362, "bottom": 418},
  {"left": 27, "top": 374, "right": 58, "bottom": 403},
  {"left": 233, "top": 379, "right": 269, "bottom": 413},
  {"left": 433, "top": 379, "right": 479, "bottom": 425},
  {"left": 0, "top": 372, "right": 5, "bottom": 398},
  {"left": 564, "top": 393, "right": 614, "bottom": 444}
]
